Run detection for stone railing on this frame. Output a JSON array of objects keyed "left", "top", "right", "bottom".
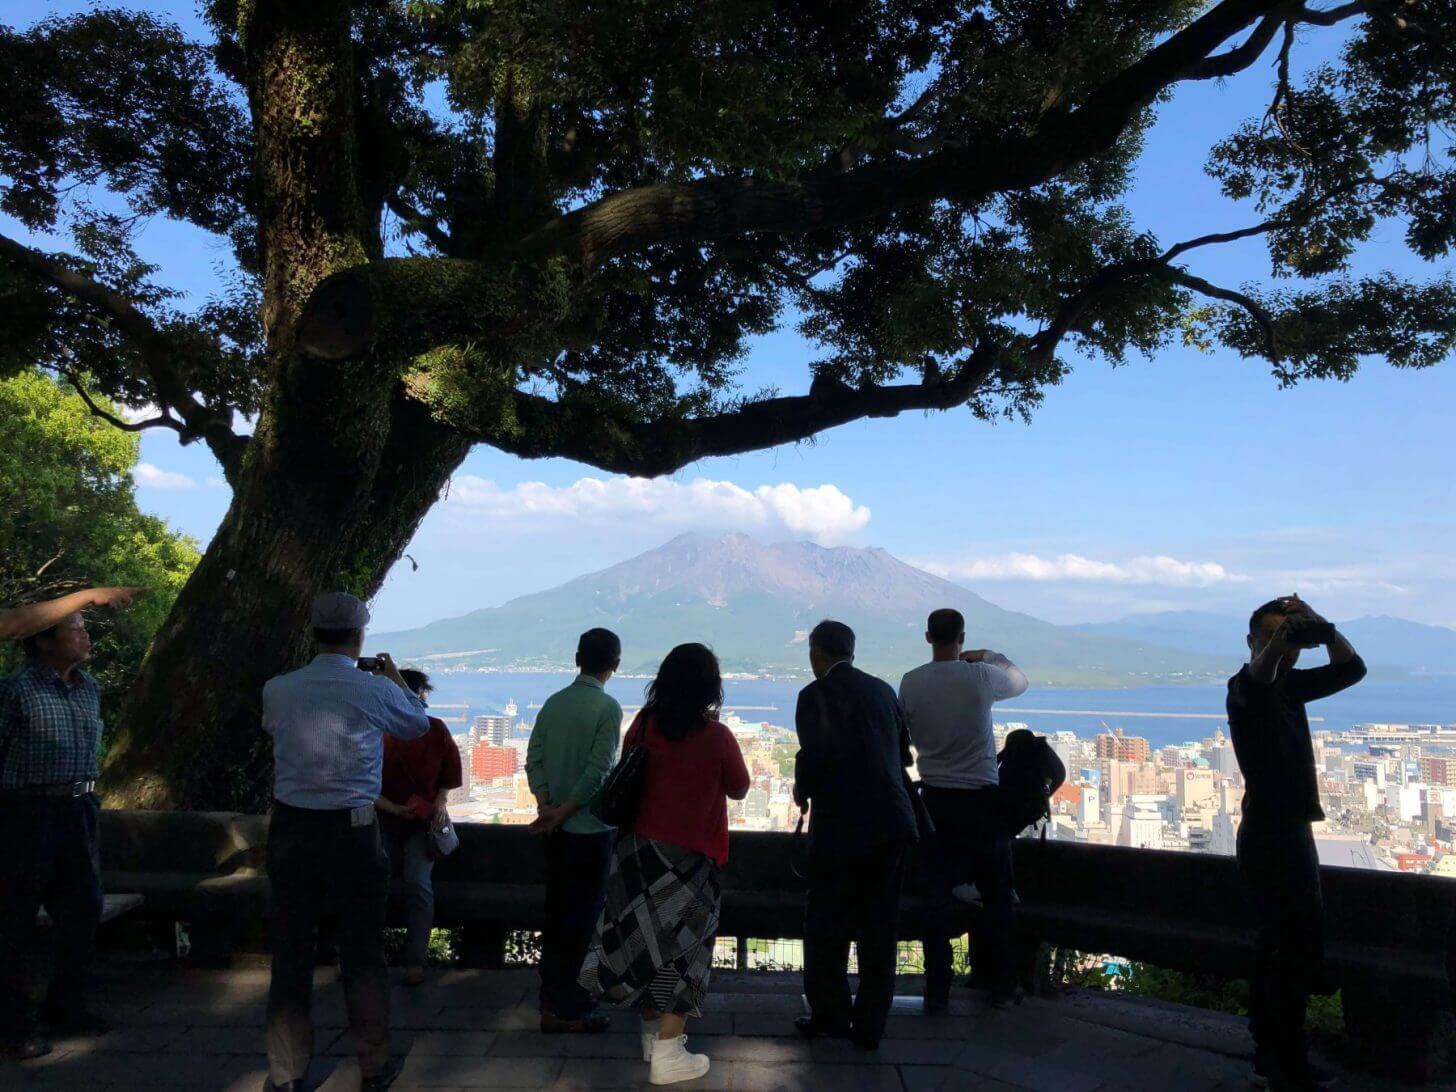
[{"left": 97, "top": 810, "right": 1455, "bottom": 1079}]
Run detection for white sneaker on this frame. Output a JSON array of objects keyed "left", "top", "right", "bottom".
[
  {"left": 640, "top": 1016, "right": 661, "bottom": 1061},
  {"left": 650, "top": 1034, "right": 710, "bottom": 1085}
]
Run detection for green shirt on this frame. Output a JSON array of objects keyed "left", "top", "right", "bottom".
[{"left": 525, "top": 674, "right": 622, "bottom": 835}]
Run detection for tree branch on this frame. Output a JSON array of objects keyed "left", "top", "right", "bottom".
[
  {"left": 0, "top": 231, "right": 247, "bottom": 480},
  {"left": 386, "top": 194, "right": 455, "bottom": 255},
  {"left": 60, "top": 370, "right": 189, "bottom": 437},
  {"left": 482, "top": 350, "right": 1002, "bottom": 477},
  {"left": 509, "top": 0, "right": 1290, "bottom": 273},
  {"left": 1167, "top": 269, "right": 1280, "bottom": 357}
]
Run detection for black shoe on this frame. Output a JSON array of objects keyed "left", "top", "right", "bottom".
[
  {"left": 540, "top": 1011, "right": 611, "bottom": 1034},
  {"left": 261, "top": 1081, "right": 305, "bottom": 1092},
  {"left": 41, "top": 1006, "right": 110, "bottom": 1036},
  {"left": 989, "top": 988, "right": 1023, "bottom": 1010},
  {"left": 849, "top": 1032, "right": 881, "bottom": 1051},
  {"left": 794, "top": 1016, "right": 851, "bottom": 1040},
  {"left": 3, "top": 1033, "right": 52, "bottom": 1060},
  {"left": 361, "top": 1056, "right": 402, "bottom": 1092}
]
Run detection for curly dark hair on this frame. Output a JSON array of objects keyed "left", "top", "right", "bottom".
[{"left": 643, "top": 643, "right": 723, "bottom": 741}]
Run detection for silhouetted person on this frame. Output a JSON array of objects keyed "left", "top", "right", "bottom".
[
  {"left": 793, "top": 620, "right": 917, "bottom": 1050},
  {"left": 579, "top": 643, "right": 750, "bottom": 1085},
  {"left": 899, "top": 608, "right": 1028, "bottom": 1010},
  {"left": 1229, "top": 595, "right": 1364, "bottom": 1091},
  {"left": 526, "top": 628, "right": 623, "bottom": 1034},
  {"left": 260, "top": 593, "right": 430, "bottom": 1092},
  {"left": 373, "top": 668, "right": 461, "bottom": 988},
  {"left": 0, "top": 611, "right": 113, "bottom": 1060}
]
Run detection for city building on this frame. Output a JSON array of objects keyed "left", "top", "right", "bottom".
[{"left": 1097, "top": 728, "right": 1151, "bottom": 764}]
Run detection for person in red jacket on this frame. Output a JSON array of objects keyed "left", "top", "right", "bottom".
[
  {"left": 373, "top": 668, "right": 462, "bottom": 987},
  {"left": 579, "top": 643, "right": 750, "bottom": 1087}
]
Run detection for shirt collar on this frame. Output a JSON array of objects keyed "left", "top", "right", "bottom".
[
  {"left": 825, "top": 659, "right": 850, "bottom": 677},
  {"left": 313, "top": 653, "right": 359, "bottom": 668},
  {"left": 25, "top": 660, "right": 89, "bottom": 690},
  {"left": 574, "top": 673, "right": 606, "bottom": 690}
]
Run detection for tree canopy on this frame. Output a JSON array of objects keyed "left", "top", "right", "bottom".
[
  {"left": 2, "top": 0, "right": 1452, "bottom": 480},
  {"left": 0, "top": 369, "right": 199, "bottom": 720},
  {"left": 1, "top": 0, "right": 1452, "bottom": 809}
]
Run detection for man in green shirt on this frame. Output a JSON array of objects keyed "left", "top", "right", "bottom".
[{"left": 526, "top": 628, "right": 623, "bottom": 1034}]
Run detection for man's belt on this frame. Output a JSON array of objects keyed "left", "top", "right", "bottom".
[{"left": 2, "top": 780, "right": 97, "bottom": 797}]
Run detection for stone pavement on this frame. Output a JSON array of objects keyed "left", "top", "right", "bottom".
[{"left": 3, "top": 962, "right": 1437, "bottom": 1091}]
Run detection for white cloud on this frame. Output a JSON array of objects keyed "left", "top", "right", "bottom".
[
  {"left": 444, "top": 475, "right": 871, "bottom": 546},
  {"left": 917, "top": 551, "right": 1244, "bottom": 588},
  {"left": 133, "top": 462, "right": 198, "bottom": 490},
  {"left": 118, "top": 402, "right": 162, "bottom": 424}
]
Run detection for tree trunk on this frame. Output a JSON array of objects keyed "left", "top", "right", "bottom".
[
  {"left": 102, "top": 0, "right": 473, "bottom": 810},
  {"left": 103, "top": 389, "right": 470, "bottom": 809}
]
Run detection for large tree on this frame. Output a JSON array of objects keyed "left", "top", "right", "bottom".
[{"left": 1, "top": 0, "right": 1452, "bottom": 809}]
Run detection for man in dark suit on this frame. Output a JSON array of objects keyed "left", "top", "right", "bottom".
[{"left": 792, "top": 619, "right": 918, "bottom": 1050}]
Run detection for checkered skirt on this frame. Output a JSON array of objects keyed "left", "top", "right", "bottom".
[{"left": 578, "top": 833, "right": 721, "bottom": 1017}]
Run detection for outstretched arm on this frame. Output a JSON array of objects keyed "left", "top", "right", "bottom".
[{"left": 0, "top": 588, "right": 144, "bottom": 641}]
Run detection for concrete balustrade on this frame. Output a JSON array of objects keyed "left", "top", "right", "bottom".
[{"left": 96, "top": 810, "right": 1456, "bottom": 1080}]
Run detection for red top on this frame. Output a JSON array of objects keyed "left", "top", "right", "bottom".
[
  {"left": 626, "top": 712, "right": 751, "bottom": 867},
  {"left": 381, "top": 716, "right": 463, "bottom": 817}
]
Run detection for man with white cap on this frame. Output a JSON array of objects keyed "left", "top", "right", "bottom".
[{"left": 260, "top": 592, "right": 430, "bottom": 1092}]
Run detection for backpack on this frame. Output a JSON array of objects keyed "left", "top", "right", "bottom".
[{"left": 996, "top": 728, "right": 1066, "bottom": 838}]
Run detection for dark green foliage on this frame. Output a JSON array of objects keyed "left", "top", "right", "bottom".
[{"left": 3, "top": 0, "right": 1452, "bottom": 457}]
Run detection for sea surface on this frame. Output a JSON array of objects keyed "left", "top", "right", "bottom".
[{"left": 423, "top": 671, "right": 1456, "bottom": 750}]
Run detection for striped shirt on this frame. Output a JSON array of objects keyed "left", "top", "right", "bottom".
[
  {"left": 0, "top": 660, "right": 103, "bottom": 789},
  {"left": 262, "top": 654, "right": 431, "bottom": 810}
]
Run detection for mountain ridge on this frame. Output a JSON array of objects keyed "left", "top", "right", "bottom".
[{"left": 372, "top": 533, "right": 1237, "bottom": 685}]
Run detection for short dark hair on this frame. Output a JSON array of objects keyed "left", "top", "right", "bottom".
[
  {"left": 1249, "top": 600, "right": 1287, "bottom": 636},
  {"left": 313, "top": 626, "right": 362, "bottom": 647},
  {"left": 809, "top": 619, "right": 855, "bottom": 661},
  {"left": 400, "top": 668, "right": 432, "bottom": 694},
  {"left": 577, "top": 628, "right": 622, "bottom": 674},
  {"left": 927, "top": 608, "right": 965, "bottom": 644}
]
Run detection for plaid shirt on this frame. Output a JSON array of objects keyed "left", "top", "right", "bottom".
[{"left": 0, "top": 660, "right": 103, "bottom": 789}]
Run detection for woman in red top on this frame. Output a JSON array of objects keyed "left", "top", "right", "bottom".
[
  {"left": 373, "top": 669, "right": 462, "bottom": 986},
  {"left": 579, "top": 644, "right": 750, "bottom": 1086}
]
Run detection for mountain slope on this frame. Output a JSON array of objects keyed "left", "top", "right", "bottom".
[
  {"left": 374, "top": 533, "right": 1234, "bottom": 685},
  {"left": 1075, "top": 611, "right": 1456, "bottom": 676}
]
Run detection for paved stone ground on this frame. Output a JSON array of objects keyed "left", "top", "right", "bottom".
[{"left": 3, "top": 962, "right": 1440, "bottom": 1091}]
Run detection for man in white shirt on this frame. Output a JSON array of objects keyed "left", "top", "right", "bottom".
[
  {"left": 260, "top": 592, "right": 430, "bottom": 1092},
  {"left": 898, "top": 608, "right": 1028, "bottom": 1011}
]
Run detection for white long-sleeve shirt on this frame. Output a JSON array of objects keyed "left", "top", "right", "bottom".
[
  {"left": 263, "top": 654, "right": 430, "bottom": 809},
  {"left": 898, "top": 653, "right": 1029, "bottom": 789}
]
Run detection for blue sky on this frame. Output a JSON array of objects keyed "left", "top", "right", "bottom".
[{"left": 10, "top": 3, "right": 1455, "bottom": 630}]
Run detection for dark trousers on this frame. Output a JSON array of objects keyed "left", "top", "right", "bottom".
[
  {"left": 919, "top": 784, "right": 1015, "bottom": 999},
  {"left": 539, "top": 829, "right": 613, "bottom": 1019},
  {"left": 1237, "top": 817, "right": 1324, "bottom": 1071},
  {"left": 265, "top": 801, "right": 390, "bottom": 1085},
  {"left": 803, "top": 841, "right": 907, "bottom": 1044},
  {"left": 0, "top": 793, "right": 103, "bottom": 1039}
]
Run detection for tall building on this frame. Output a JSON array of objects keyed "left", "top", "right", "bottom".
[
  {"left": 472, "top": 713, "right": 513, "bottom": 747},
  {"left": 1176, "top": 768, "right": 1216, "bottom": 812},
  {"left": 471, "top": 744, "right": 519, "bottom": 783},
  {"left": 1420, "top": 756, "right": 1456, "bottom": 787},
  {"left": 1096, "top": 728, "right": 1150, "bottom": 764}
]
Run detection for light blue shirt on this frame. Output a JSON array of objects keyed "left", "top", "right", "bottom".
[{"left": 262, "top": 654, "right": 430, "bottom": 809}]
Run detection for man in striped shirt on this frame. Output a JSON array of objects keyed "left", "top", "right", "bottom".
[{"left": 0, "top": 610, "right": 110, "bottom": 1060}]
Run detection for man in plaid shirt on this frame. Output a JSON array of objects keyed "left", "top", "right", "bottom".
[{"left": 0, "top": 609, "right": 109, "bottom": 1060}]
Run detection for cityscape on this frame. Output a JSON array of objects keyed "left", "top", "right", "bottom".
[{"left": 436, "top": 692, "right": 1456, "bottom": 876}]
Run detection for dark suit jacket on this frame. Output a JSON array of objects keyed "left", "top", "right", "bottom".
[{"left": 793, "top": 662, "right": 918, "bottom": 870}]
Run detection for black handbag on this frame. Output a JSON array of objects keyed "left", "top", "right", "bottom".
[{"left": 593, "top": 744, "right": 648, "bottom": 828}]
